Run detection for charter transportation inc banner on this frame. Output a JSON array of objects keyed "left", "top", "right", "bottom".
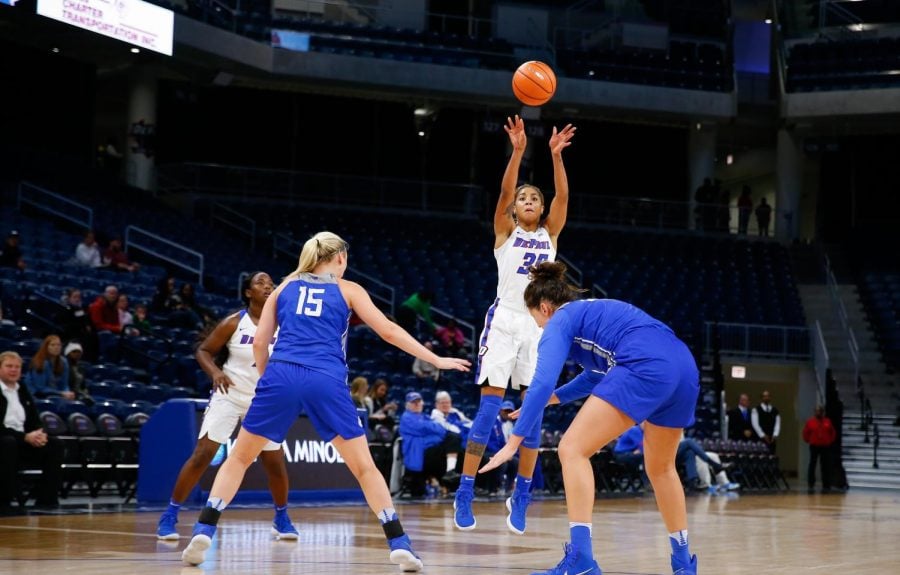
[{"left": 37, "top": 0, "right": 174, "bottom": 56}]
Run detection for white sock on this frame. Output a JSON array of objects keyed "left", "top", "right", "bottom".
[
  {"left": 669, "top": 529, "right": 689, "bottom": 547},
  {"left": 447, "top": 455, "right": 458, "bottom": 472}
]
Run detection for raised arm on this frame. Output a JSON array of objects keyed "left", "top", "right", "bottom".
[
  {"left": 494, "top": 115, "right": 527, "bottom": 248},
  {"left": 543, "top": 123, "right": 576, "bottom": 244},
  {"left": 196, "top": 312, "right": 240, "bottom": 393},
  {"left": 342, "top": 280, "right": 470, "bottom": 372}
]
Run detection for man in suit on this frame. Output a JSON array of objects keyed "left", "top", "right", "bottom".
[
  {"left": 0, "top": 351, "right": 62, "bottom": 511},
  {"left": 752, "top": 390, "right": 781, "bottom": 453},
  {"left": 727, "top": 393, "right": 755, "bottom": 441}
]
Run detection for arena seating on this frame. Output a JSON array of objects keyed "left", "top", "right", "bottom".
[{"left": 786, "top": 37, "right": 900, "bottom": 92}]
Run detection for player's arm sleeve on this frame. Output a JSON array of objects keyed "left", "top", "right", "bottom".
[
  {"left": 553, "top": 371, "right": 599, "bottom": 405},
  {"left": 511, "top": 313, "right": 573, "bottom": 437}
]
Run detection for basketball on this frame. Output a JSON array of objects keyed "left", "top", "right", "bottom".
[{"left": 512, "top": 60, "right": 557, "bottom": 106}]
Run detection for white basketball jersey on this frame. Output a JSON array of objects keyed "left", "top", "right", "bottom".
[
  {"left": 220, "top": 310, "right": 276, "bottom": 406},
  {"left": 494, "top": 225, "right": 556, "bottom": 313}
]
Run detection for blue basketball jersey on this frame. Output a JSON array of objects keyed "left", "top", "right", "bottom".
[
  {"left": 514, "top": 298, "right": 678, "bottom": 433},
  {"left": 269, "top": 273, "right": 351, "bottom": 381}
]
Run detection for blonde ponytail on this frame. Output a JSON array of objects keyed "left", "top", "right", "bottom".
[{"left": 288, "top": 231, "right": 349, "bottom": 278}]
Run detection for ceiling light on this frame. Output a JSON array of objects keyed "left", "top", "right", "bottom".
[{"left": 131, "top": 47, "right": 140, "bottom": 54}]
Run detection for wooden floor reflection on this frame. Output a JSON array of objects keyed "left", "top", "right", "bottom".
[{"left": 1, "top": 491, "right": 898, "bottom": 574}]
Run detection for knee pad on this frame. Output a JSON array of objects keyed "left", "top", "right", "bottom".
[
  {"left": 521, "top": 418, "right": 543, "bottom": 449},
  {"left": 469, "top": 395, "right": 503, "bottom": 445}
]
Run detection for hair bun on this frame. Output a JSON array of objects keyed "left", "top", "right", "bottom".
[{"left": 529, "top": 261, "right": 567, "bottom": 282}]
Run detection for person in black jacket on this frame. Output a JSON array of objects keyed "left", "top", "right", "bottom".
[
  {"left": 726, "top": 393, "right": 755, "bottom": 441},
  {"left": 0, "top": 351, "right": 62, "bottom": 510}
]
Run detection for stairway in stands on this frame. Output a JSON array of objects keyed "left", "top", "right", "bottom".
[{"left": 842, "top": 413, "right": 900, "bottom": 489}]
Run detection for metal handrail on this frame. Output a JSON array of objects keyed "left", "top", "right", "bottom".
[
  {"left": 124, "top": 226, "right": 205, "bottom": 287},
  {"left": 557, "top": 254, "right": 583, "bottom": 287},
  {"left": 270, "top": 232, "right": 395, "bottom": 314},
  {"left": 17, "top": 181, "right": 94, "bottom": 230},
  {"left": 813, "top": 319, "right": 829, "bottom": 405},
  {"left": 591, "top": 283, "right": 608, "bottom": 298},
  {"left": 704, "top": 321, "right": 810, "bottom": 360},
  {"left": 212, "top": 202, "right": 257, "bottom": 249},
  {"left": 824, "top": 253, "right": 860, "bottom": 386}
]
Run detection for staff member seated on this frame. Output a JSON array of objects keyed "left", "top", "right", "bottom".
[
  {"left": 0, "top": 351, "right": 63, "bottom": 512},
  {"left": 398, "top": 391, "right": 461, "bottom": 496}
]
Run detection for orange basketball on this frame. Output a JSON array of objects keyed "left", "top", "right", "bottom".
[{"left": 512, "top": 61, "right": 557, "bottom": 106}]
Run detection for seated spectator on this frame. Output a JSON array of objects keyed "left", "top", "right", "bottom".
[
  {"left": 0, "top": 230, "right": 26, "bottom": 271},
  {"left": 0, "top": 351, "right": 63, "bottom": 511},
  {"left": 117, "top": 294, "right": 134, "bottom": 328},
  {"left": 676, "top": 436, "right": 733, "bottom": 491},
  {"left": 396, "top": 291, "right": 435, "bottom": 336},
  {"left": 24, "top": 335, "right": 73, "bottom": 400},
  {"left": 365, "top": 378, "right": 398, "bottom": 431},
  {"left": 350, "top": 376, "right": 369, "bottom": 409},
  {"left": 435, "top": 319, "right": 465, "bottom": 355},
  {"left": 63, "top": 341, "right": 92, "bottom": 405},
  {"left": 54, "top": 289, "right": 97, "bottom": 360},
  {"left": 74, "top": 230, "right": 105, "bottom": 268},
  {"left": 497, "top": 400, "right": 519, "bottom": 492},
  {"left": 103, "top": 237, "right": 140, "bottom": 273},
  {"left": 430, "top": 390, "right": 472, "bottom": 443},
  {"left": 180, "top": 283, "right": 215, "bottom": 326},
  {"left": 130, "top": 303, "right": 152, "bottom": 335},
  {"left": 89, "top": 285, "right": 121, "bottom": 333},
  {"left": 398, "top": 391, "right": 461, "bottom": 495},
  {"left": 151, "top": 276, "right": 202, "bottom": 329},
  {"left": 687, "top": 437, "right": 739, "bottom": 492},
  {"left": 613, "top": 424, "right": 645, "bottom": 477},
  {"left": 412, "top": 341, "right": 440, "bottom": 381}
]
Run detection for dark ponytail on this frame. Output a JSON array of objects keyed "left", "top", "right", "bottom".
[{"left": 524, "top": 261, "right": 586, "bottom": 309}]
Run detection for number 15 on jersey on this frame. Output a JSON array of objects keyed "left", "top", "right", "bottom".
[{"left": 296, "top": 286, "right": 325, "bottom": 316}]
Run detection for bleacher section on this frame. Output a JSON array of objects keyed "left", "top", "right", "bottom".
[{"left": 786, "top": 37, "right": 900, "bottom": 92}]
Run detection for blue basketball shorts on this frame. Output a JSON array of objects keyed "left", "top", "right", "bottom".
[
  {"left": 591, "top": 327, "right": 699, "bottom": 428},
  {"left": 242, "top": 360, "right": 366, "bottom": 443}
]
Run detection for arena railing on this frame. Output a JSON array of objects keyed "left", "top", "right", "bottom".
[
  {"left": 428, "top": 305, "right": 477, "bottom": 362},
  {"left": 270, "top": 232, "right": 396, "bottom": 315},
  {"left": 17, "top": 181, "right": 94, "bottom": 231},
  {"left": 812, "top": 319, "right": 829, "bottom": 405},
  {"left": 823, "top": 253, "right": 860, "bottom": 385},
  {"left": 704, "top": 321, "right": 810, "bottom": 361},
  {"left": 124, "top": 226, "right": 205, "bottom": 287},
  {"left": 211, "top": 202, "right": 256, "bottom": 250}
]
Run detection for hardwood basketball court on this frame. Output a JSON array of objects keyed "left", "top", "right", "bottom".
[{"left": 1, "top": 491, "right": 898, "bottom": 574}]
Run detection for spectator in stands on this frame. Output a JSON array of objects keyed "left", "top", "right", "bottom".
[
  {"left": 803, "top": 405, "right": 836, "bottom": 493},
  {"left": 430, "top": 390, "right": 473, "bottom": 444},
  {"left": 117, "top": 294, "right": 134, "bottom": 328},
  {"left": 63, "top": 341, "right": 92, "bottom": 405},
  {"left": 396, "top": 291, "right": 435, "bottom": 336},
  {"left": 399, "top": 391, "right": 461, "bottom": 490},
  {"left": 0, "top": 230, "right": 26, "bottom": 271},
  {"left": 412, "top": 341, "right": 440, "bottom": 381},
  {"left": 89, "top": 285, "right": 121, "bottom": 333},
  {"left": 612, "top": 424, "right": 645, "bottom": 478},
  {"left": 694, "top": 178, "right": 715, "bottom": 231},
  {"left": 497, "top": 400, "right": 519, "bottom": 493},
  {"left": 752, "top": 390, "right": 781, "bottom": 453},
  {"left": 180, "top": 283, "right": 215, "bottom": 326},
  {"left": 676, "top": 435, "right": 733, "bottom": 491},
  {"left": 435, "top": 319, "right": 465, "bottom": 356},
  {"left": 24, "top": 334, "right": 73, "bottom": 400},
  {"left": 726, "top": 393, "right": 755, "bottom": 441},
  {"left": 74, "top": 230, "right": 105, "bottom": 268},
  {"left": 365, "top": 378, "right": 397, "bottom": 431},
  {"left": 716, "top": 187, "right": 731, "bottom": 232},
  {"left": 755, "top": 197, "right": 772, "bottom": 237},
  {"left": 350, "top": 376, "right": 369, "bottom": 409},
  {"left": 130, "top": 303, "right": 152, "bottom": 335},
  {"left": 692, "top": 442, "right": 739, "bottom": 492},
  {"left": 0, "top": 351, "right": 63, "bottom": 510},
  {"left": 103, "top": 237, "right": 140, "bottom": 273},
  {"left": 737, "top": 186, "right": 753, "bottom": 234},
  {"left": 102, "top": 137, "right": 124, "bottom": 177},
  {"left": 151, "top": 276, "right": 202, "bottom": 329},
  {"left": 55, "top": 289, "right": 98, "bottom": 361}
]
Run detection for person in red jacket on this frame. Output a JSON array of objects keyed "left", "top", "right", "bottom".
[
  {"left": 802, "top": 405, "right": 836, "bottom": 493},
  {"left": 88, "top": 285, "right": 122, "bottom": 333}
]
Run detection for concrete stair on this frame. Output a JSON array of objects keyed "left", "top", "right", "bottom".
[
  {"left": 797, "top": 284, "right": 900, "bottom": 413},
  {"left": 842, "top": 414, "right": 900, "bottom": 490}
]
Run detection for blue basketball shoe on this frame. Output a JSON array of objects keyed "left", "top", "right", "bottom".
[
  {"left": 271, "top": 509, "right": 299, "bottom": 540},
  {"left": 531, "top": 543, "right": 602, "bottom": 575},
  {"left": 672, "top": 553, "right": 698, "bottom": 575},
  {"left": 388, "top": 534, "right": 423, "bottom": 572},
  {"left": 181, "top": 522, "right": 216, "bottom": 566},
  {"left": 156, "top": 510, "right": 179, "bottom": 540},
  {"left": 506, "top": 488, "right": 532, "bottom": 534},
  {"left": 453, "top": 488, "right": 476, "bottom": 530}
]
